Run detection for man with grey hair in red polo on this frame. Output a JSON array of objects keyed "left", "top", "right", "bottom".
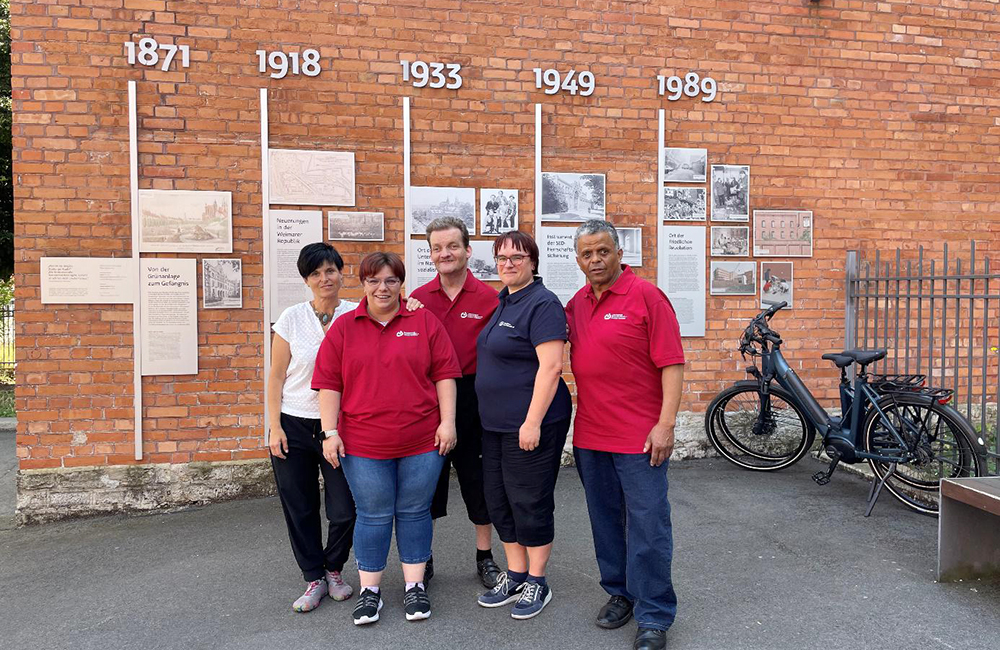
[{"left": 565, "top": 219, "right": 685, "bottom": 650}]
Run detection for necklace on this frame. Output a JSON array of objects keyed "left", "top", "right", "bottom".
[{"left": 311, "top": 302, "right": 335, "bottom": 327}]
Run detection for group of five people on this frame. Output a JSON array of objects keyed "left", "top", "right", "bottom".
[{"left": 266, "top": 217, "right": 684, "bottom": 650}]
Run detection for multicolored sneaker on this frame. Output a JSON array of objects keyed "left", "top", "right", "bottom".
[
  {"left": 325, "top": 570, "right": 353, "bottom": 601},
  {"left": 477, "top": 571, "right": 525, "bottom": 608},
  {"left": 511, "top": 581, "right": 552, "bottom": 620},
  {"left": 292, "top": 579, "right": 328, "bottom": 613}
]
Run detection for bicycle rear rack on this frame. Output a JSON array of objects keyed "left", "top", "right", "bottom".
[{"left": 869, "top": 374, "right": 954, "bottom": 403}]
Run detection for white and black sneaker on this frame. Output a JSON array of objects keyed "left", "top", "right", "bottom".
[
  {"left": 403, "top": 584, "right": 431, "bottom": 621},
  {"left": 352, "top": 588, "right": 383, "bottom": 625}
]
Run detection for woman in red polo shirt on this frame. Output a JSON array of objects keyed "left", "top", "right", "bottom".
[{"left": 311, "top": 252, "right": 461, "bottom": 626}]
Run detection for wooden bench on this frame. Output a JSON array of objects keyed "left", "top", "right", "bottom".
[{"left": 938, "top": 476, "right": 1000, "bottom": 582}]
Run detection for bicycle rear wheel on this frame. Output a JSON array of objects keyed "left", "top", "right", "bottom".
[
  {"left": 863, "top": 394, "right": 983, "bottom": 515},
  {"left": 705, "top": 384, "right": 815, "bottom": 471}
]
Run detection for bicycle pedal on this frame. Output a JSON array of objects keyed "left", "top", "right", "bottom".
[{"left": 812, "top": 471, "right": 832, "bottom": 486}]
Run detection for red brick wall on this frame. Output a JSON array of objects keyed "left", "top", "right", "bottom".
[{"left": 12, "top": 0, "right": 1000, "bottom": 470}]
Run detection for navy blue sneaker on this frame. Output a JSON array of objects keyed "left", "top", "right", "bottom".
[
  {"left": 510, "top": 581, "right": 552, "bottom": 619},
  {"left": 477, "top": 571, "right": 525, "bottom": 608}
]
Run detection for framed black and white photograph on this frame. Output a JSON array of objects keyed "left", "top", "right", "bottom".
[
  {"left": 663, "top": 148, "right": 707, "bottom": 183},
  {"left": 541, "top": 172, "right": 606, "bottom": 222},
  {"left": 760, "top": 261, "right": 793, "bottom": 309},
  {"left": 711, "top": 165, "right": 750, "bottom": 222},
  {"left": 480, "top": 189, "right": 518, "bottom": 236},
  {"left": 663, "top": 187, "right": 707, "bottom": 221},
  {"left": 410, "top": 186, "right": 476, "bottom": 236},
  {"left": 617, "top": 227, "right": 642, "bottom": 267},
  {"left": 710, "top": 261, "right": 756, "bottom": 296},
  {"left": 327, "top": 211, "right": 384, "bottom": 241},
  {"left": 469, "top": 241, "right": 500, "bottom": 281},
  {"left": 202, "top": 258, "right": 242, "bottom": 309},
  {"left": 710, "top": 226, "right": 750, "bottom": 257},
  {"left": 753, "top": 210, "right": 813, "bottom": 257}
]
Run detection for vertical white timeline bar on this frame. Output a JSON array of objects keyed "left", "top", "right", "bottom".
[
  {"left": 128, "top": 80, "right": 143, "bottom": 461},
  {"left": 656, "top": 109, "right": 665, "bottom": 289},
  {"left": 403, "top": 97, "right": 413, "bottom": 286},
  {"left": 534, "top": 104, "right": 541, "bottom": 232},
  {"left": 260, "top": 88, "right": 271, "bottom": 443}
]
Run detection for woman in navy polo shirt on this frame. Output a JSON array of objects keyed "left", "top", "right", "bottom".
[
  {"left": 474, "top": 231, "right": 572, "bottom": 620},
  {"left": 312, "top": 252, "right": 461, "bottom": 626}
]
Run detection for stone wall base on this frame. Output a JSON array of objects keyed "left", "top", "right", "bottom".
[
  {"left": 15, "top": 459, "right": 276, "bottom": 526},
  {"left": 16, "top": 411, "right": 718, "bottom": 526}
]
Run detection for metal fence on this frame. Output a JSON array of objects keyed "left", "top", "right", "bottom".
[
  {"left": 0, "top": 302, "right": 12, "bottom": 374},
  {"left": 846, "top": 243, "right": 1000, "bottom": 475}
]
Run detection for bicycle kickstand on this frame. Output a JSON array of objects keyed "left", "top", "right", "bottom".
[{"left": 864, "top": 462, "right": 897, "bottom": 517}]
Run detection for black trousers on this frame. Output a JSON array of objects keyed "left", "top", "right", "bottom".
[
  {"left": 431, "top": 375, "right": 491, "bottom": 526},
  {"left": 481, "top": 418, "right": 570, "bottom": 548},
  {"left": 271, "top": 412, "right": 356, "bottom": 582}
]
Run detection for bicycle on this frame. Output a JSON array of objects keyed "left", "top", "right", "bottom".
[{"left": 705, "top": 301, "right": 984, "bottom": 516}]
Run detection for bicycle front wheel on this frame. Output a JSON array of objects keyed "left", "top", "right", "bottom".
[
  {"left": 705, "top": 384, "right": 815, "bottom": 471},
  {"left": 863, "top": 394, "right": 983, "bottom": 515}
]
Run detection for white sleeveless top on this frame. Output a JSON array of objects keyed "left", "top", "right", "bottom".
[{"left": 272, "top": 300, "right": 357, "bottom": 419}]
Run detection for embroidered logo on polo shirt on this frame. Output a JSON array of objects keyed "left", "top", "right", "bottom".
[
  {"left": 460, "top": 312, "right": 483, "bottom": 320},
  {"left": 396, "top": 331, "right": 419, "bottom": 337},
  {"left": 604, "top": 313, "right": 627, "bottom": 320},
  {"left": 498, "top": 321, "right": 515, "bottom": 329}
]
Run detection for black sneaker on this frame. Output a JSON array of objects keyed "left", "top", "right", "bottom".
[
  {"left": 477, "top": 557, "right": 502, "bottom": 588},
  {"left": 352, "top": 588, "right": 383, "bottom": 626},
  {"left": 403, "top": 584, "right": 431, "bottom": 621},
  {"left": 510, "top": 581, "right": 552, "bottom": 620},
  {"left": 424, "top": 556, "right": 434, "bottom": 586}
]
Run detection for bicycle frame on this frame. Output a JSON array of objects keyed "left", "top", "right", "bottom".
[{"left": 756, "top": 344, "right": 915, "bottom": 465}]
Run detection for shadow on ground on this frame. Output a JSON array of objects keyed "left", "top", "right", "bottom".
[{"left": 1, "top": 459, "right": 998, "bottom": 650}]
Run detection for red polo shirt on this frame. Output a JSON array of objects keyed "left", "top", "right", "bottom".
[
  {"left": 410, "top": 269, "right": 499, "bottom": 376},
  {"left": 311, "top": 297, "right": 462, "bottom": 459},
  {"left": 566, "top": 266, "right": 686, "bottom": 453}
]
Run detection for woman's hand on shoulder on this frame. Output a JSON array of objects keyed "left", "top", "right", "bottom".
[
  {"left": 405, "top": 296, "right": 424, "bottom": 311},
  {"left": 268, "top": 424, "right": 288, "bottom": 459}
]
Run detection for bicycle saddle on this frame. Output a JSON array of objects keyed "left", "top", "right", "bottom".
[
  {"left": 821, "top": 352, "right": 854, "bottom": 368},
  {"left": 844, "top": 349, "right": 886, "bottom": 365}
]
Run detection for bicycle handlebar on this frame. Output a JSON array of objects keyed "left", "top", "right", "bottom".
[{"left": 739, "top": 301, "right": 788, "bottom": 357}]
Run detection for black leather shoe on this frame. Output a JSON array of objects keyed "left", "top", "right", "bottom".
[
  {"left": 634, "top": 627, "right": 667, "bottom": 650},
  {"left": 596, "top": 595, "right": 633, "bottom": 629},
  {"left": 477, "top": 557, "right": 502, "bottom": 589}
]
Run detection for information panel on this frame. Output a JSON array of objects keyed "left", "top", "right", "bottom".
[
  {"left": 269, "top": 209, "right": 323, "bottom": 321},
  {"left": 659, "top": 226, "right": 706, "bottom": 337},
  {"left": 140, "top": 259, "right": 198, "bottom": 376},
  {"left": 40, "top": 257, "right": 134, "bottom": 304},
  {"left": 537, "top": 226, "right": 586, "bottom": 306}
]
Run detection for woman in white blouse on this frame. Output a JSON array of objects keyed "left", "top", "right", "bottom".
[{"left": 268, "top": 243, "right": 359, "bottom": 612}]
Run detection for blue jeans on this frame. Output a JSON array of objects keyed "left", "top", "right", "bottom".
[
  {"left": 574, "top": 448, "right": 677, "bottom": 632},
  {"left": 340, "top": 451, "right": 445, "bottom": 572}
]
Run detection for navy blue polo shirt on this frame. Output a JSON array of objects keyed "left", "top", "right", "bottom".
[{"left": 475, "top": 277, "right": 572, "bottom": 433}]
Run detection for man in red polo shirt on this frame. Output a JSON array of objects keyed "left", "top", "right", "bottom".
[
  {"left": 410, "top": 217, "right": 502, "bottom": 589},
  {"left": 565, "top": 220, "right": 685, "bottom": 650}
]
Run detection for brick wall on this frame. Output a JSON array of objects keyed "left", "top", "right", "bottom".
[{"left": 12, "top": 0, "right": 1000, "bottom": 474}]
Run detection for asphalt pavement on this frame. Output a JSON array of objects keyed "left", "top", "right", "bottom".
[{"left": 2, "top": 458, "right": 999, "bottom": 650}]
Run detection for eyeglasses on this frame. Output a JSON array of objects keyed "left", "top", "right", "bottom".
[
  {"left": 363, "top": 277, "right": 401, "bottom": 288},
  {"left": 495, "top": 254, "right": 529, "bottom": 267}
]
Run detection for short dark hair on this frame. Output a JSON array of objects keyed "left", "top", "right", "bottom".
[
  {"left": 297, "top": 242, "right": 344, "bottom": 278},
  {"left": 359, "top": 251, "right": 406, "bottom": 284},
  {"left": 493, "top": 230, "right": 539, "bottom": 273},
  {"left": 425, "top": 217, "right": 470, "bottom": 248}
]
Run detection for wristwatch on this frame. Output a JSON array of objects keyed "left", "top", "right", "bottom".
[{"left": 320, "top": 429, "right": 339, "bottom": 440}]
